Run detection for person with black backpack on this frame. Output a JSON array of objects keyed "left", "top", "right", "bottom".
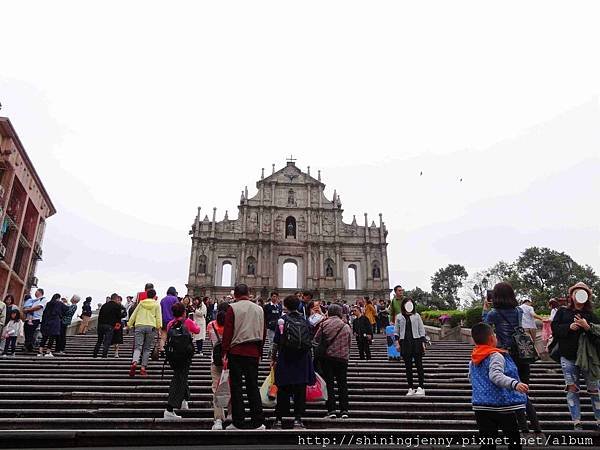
[
  {"left": 163, "top": 302, "right": 198, "bottom": 420},
  {"left": 270, "top": 295, "right": 316, "bottom": 430},
  {"left": 484, "top": 282, "right": 541, "bottom": 434}
]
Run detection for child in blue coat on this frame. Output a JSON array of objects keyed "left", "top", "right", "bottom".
[{"left": 469, "top": 323, "right": 528, "bottom": 450}]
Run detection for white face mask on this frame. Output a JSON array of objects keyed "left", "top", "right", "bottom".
[
  {"left": 574, "top": 289, "right": 589, "bottom": 304},
  {"left": 404, "top": 301, "right": 414, "bottom": 313}
]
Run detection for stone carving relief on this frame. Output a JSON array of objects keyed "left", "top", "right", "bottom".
[
  {"left": 322, "top": 214, "right": 334, "bottom": 236},
  {"left": 275, "top": 215, "right": 284, "bottom": 235},
  {"left": 287, "top": 189, "right": 296, "bottom": 206},
  {"left": 262, "top": 212, "right": 272, "bottom": 232},
  {"left": 247, "top": 212, "right": 258, "bottom": 232}
]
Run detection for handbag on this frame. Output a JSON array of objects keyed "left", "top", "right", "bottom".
[
  {"left": 260, "top": 368, "right": 277, "bottom": 407},
  {"left": 547, "top": 336, "right": 561, "bottom": 363},
  {"left": 497, "top": 309, "right": 539, "bottom": 364},
  {"left": 211, "top": 323, "right": 223, "bottom": 366},
  {"left": 306, "top": 373, "right": 328, "bottom": 403},
  {"left": 215, "top": 369, "right": 231, "bottom": 408}
]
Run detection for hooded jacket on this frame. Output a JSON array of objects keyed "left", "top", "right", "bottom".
[
  {"left": 128, "top": 299, "right": 162, "bottom": 329},
  {"left": 469, "top": 345, "right": 527, "bottom": 411}
]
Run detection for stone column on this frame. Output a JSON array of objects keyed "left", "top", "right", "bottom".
[
  {"left": 189, "top": 239, "right": 197, "bottom": 277},
  {"left": 211, "top": 208, "right": 217, "bottom": 238},
  {"left": 257, "top": 243, "right": 263, "bottom": 278},
  {"left": 319, "top": 246, "right": 324, "bottom": 287},
  {"left": 208, "top": 242, "right": 216, "bottom": 285},
  {"left": 269, "top": 242, "right": 275, "bottom": 288},
  {"left": 335, "top": 244, "right": 342, "bottom": 289},
  {"left": 240, "top": 242, "right": 247, "bottom": 277},
  {"left": 365, "top": 246, "right": 372, "bottom": 289}
]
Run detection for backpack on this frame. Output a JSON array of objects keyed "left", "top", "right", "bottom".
[
  {"left": 165, "top": 320, "right": 194, "bottom": 366},
  {"left": 211, "top": 323, "right": 223, "bottom": 367},
  {"left": 281, "top": 312, "right": 312, "bottom": 352},
  {"left": 496, "top": 309, "right": 539, "bottom": 364}
]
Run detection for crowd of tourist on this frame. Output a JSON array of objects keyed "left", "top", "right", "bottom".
[{"left": 0, "top": 278, "right": 598, "bottom": 442}]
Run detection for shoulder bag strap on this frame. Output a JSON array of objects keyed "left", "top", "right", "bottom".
[{"left": 212, "top": 323, "right": 221, "bottom": 343}]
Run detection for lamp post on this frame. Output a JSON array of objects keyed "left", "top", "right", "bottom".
[{"left": 473, "top": 277, "right": 489, "bottom": 303}]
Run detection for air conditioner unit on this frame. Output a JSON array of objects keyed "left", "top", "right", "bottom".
[{"left": 0, "top": 244, "right": 6, "bottom": 260}]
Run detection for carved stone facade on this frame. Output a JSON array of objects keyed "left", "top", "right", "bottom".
[{"left": 187, "top": 161, "right": 390, "bottom": 301}]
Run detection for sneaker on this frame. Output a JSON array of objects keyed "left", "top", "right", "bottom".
[
  {"left": 340, "top": 411, "right": 349, "bottom": 419},
  {"left": 226, "top": 423, "right": 241, "bottom": 430},
  {"left": 140, "top": 367, "right": 148, "bottom": 377},
  {"left": 252, "top": 424, "right": 266, "bottom": 430},
  {"left": 293, "top": 420, "right": 305, "bottom": 429},
  {"left": 37, "top": 353, "right": 43, "bottom": 357},
  {"left": 325, "top": 412, "right": 337, "bottom": 419},
  {"left": 129, "top": 362, "right": 137, "bottom": 377},
  {"left": 45, "top": 352, "right": 54, "bottom": 358},
  {"left": 180, "top": 400, "right": 189, "bottom": 410},
  {"left": 114, "top": 352, "right": 120, "bottom": 358},
  {"left": 56, "top": 351, "right": 65, "bottom": 355},
  {"left": 272, "top": 420, "right": 282, "bottom": 430},
  {"left": 1, "top": 354, "right": 6, "bottom": 358},
  {"left": 199, "top": 352, "right": 204, "bottom": 357},
  {"left": 163, "top": 410, "right": 182, "bottom": 420},
  {"left": 574, "top": 422, "right": 583, "bottom": 431},
  {"left": 415, "top": 387, "right": 426, "bottom": 396},
  {"left": 406, "top": 388, "right": 416, "bottom": 396},
  {"left": 211, "top": 419, "right": 223, "bottom": 430}
]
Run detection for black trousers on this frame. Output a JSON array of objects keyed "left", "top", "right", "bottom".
[
  {"left": 275, "top": 383, "right": 307, "bottom": 421},
  {"left": 167, "top": 360, "right": 191, "bottom": 410},
  {"left": 356, "top": 337, "right": 371, "bottom": 360},
  {"left": 514, "top": 358, "right": 541, "bottom": 433},
  {"left": 3, "top": 337, "right": 17, "bottom": 355},
  {"left": 24, "top": 320, "right": 40, "bottom": 351},
  {"left": 39, "top": 334, "right": 57, "bottom": 349},
  {"left": 322, "top": 358, "right": 349, "bottom": 413},
  {"left": 403, "top": 352, "right": 425, "bottom": 389},
  {"left": 474, "top": 410, "right": 522, "bottom": 450},
  {"left": 93, "top": 324, "right": 114, "bottom": 358},
  {"left": 55, "top": 323, "right": 68, "bottom": 352},
  {"left": 228, "top": 354, "right": 264, "bottom": 428}
]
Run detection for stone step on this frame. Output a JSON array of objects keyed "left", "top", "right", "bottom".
[{"left": 1, "top": 334, "right": 597, "bottom": 447}]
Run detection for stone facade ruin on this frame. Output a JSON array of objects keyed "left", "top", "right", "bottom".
[{"left": 187, "top": 160, "right": 390, "bottom": 301}]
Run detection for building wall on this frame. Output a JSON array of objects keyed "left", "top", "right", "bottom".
[
  {"left": 187, "top": 162, "right": 390, "bottom": 302},
  {"left": 0, "top": 118, "right": 56, "bottom": 305}
]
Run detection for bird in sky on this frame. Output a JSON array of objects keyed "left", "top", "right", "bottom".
[{"left": 420, "top": 171, "right": 423, "bottom": 176}]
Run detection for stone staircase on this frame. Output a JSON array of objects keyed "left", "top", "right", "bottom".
[{"left": 0, "top": 333, "right": 598, "bottom": 449}]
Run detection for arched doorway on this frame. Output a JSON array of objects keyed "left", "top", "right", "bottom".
[
  {"left": 221, "top": 261, "right": 232, "bottom": 286},
  {"left": 347, "top": 264, "right": 357, "bottom": 290},
  {"left": 282, "top": 259, "right": 298, "bottom": 289}
]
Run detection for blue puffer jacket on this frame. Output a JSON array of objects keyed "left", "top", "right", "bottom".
[
  {"left": 470, "top": 353, "right": 527, "bottom": 411},
  {"left": 484, "top": 308, "right": 523, "bottom": 350}
]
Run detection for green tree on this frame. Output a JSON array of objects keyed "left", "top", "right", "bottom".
[
  {"left": 404, "top": 286, "right": 446, "bottom": 310},
  {"left": 512, "top": 247, "right": 599, "bottom": 311},
  {"left": 462, "top": 261, "right": 517, "bottom": 308},
  {"left": 431, "top": 264, "right": 469, "bottom": 310}
]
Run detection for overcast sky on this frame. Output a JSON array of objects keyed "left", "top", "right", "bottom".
[{"left": 1, "top": 1, "right": 599, "bottom": 304}]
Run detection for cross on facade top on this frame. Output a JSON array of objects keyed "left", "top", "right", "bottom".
[{"left": 286, "top": 154, "right": 297, "bottom": 164}]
